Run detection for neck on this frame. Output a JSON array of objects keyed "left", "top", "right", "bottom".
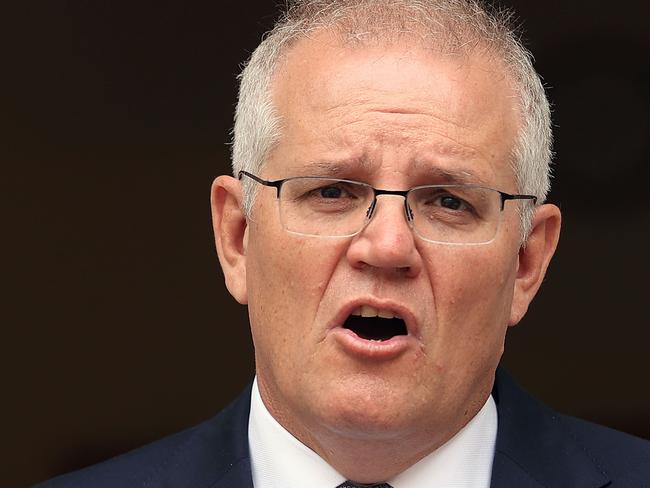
[
  {"left": 256, "top": 379, "right": 491, "bottom": 484},
  {"left": 303, "top": 430, "right": 446, "bottom": 483}
]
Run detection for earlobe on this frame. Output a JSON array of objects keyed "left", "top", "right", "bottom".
[
  {"left": 509, "top": 204, "right": 561, "bottom": 326},
  {"left": 210, "top": 175, "right": 249, "bottom": 304}
]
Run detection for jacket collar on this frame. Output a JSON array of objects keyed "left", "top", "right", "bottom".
[
  {"left": 161, "top": 384, "right": 253, "bottom": 488},
  {"left": 204, "top": 369, "right": 612, "bottom": 488},
  {"left": 490, "top": 368, "right": 610, "bottom": 488},
  {"left": 206, "top": 385, "right": 254, "bottom": 488}
]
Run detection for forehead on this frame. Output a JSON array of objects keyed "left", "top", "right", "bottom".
[{"left": 269, "top": 30, "right": 520, "bottom": 187}]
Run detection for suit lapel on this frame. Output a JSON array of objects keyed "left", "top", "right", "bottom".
[
  {"left": 204, "top": 385, "right": 254, "bottom": 488},
  {"left": 209, "top": 457, "right": 254, "bottom": 488},
  {"left": 157, "top": 385, "right": 254, "bottom": 488},
  {"left": 490, "top": 368, "right": 610, "bottom": 488},
  {"left": 189, "top": 371, "right": 613, "bottom": 488},
  {"left": 490, "top": 451, "right": 546, "bottom": 488}
]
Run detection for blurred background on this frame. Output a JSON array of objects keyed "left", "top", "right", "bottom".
[{"left": 2, "top": 1, "right": 649, "bottom": 486}]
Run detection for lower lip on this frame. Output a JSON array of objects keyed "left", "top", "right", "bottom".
[{"left": 331, "top": 327, "right": 414, "bottom": 360}]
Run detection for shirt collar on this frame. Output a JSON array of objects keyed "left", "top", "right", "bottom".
[{"left": 248, "top": 377, "right": 497, "bottom": 488}]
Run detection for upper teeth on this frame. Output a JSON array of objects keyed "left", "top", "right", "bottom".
[{"left": 352, "top": 305, "right": 401, "bottom": 319}]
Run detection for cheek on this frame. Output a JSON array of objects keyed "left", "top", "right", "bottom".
[
  {"left": 245, "top": 220, "right": 340, "bottom": 345},
  {"left": 427, "top": 247, "right": 517, "bottom": 342},
  {"left": 252, "top": 239, "right": 330, "bottom": 303}
]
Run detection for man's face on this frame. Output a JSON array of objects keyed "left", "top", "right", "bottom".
[{"left": 242, "top": 33, "right": 526, "bottom": 447}]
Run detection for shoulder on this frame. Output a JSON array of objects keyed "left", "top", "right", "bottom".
[
  {"left": 492, "top": 368, "right": 650, "bottom": 487},
  {"left": 34, "top": 385, "right": 252, "bottom": 488},
  {"left": 34, "top": 425, "right": 204, "bottom": 488},
  {"left": 557, "top": 413, "right": 650, "bottom": 484}
]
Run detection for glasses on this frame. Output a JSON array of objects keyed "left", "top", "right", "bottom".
[{"left": 239, "top": 171, "right": 536, "bottom": 245}]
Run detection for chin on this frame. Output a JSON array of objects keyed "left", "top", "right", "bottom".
[{"left": 313, "top": 378, "right": 417, "bottom": 440}]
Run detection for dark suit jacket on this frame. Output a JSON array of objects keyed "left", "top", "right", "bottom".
[{"left": 36, "top": 369, "right": 650, "bottom": 487}]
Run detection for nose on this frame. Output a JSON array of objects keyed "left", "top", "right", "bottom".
[{"left": 346, "top": 195, "right": 423, "bottom": 277}]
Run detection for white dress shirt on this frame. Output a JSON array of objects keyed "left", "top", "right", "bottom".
[{"left": 248, "top": 377, "right": 497, "bottom": 488}]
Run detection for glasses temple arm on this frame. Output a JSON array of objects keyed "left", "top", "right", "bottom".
[
  {"left": 499, "top": 192, "right": 538, "bottom": 210},
  {"left": 238, "top": 171, "right": 284, "bottom": 197}
]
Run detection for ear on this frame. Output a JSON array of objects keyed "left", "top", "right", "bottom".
[
  {"left": 509, "top": 204, "right": 561, "bottom": 326},
  {"left": 210, "top": 175, "right": 248, "bottom": 304}
]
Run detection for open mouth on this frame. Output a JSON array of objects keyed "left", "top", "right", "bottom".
[{"left": 343, "top": 307, "right": 408, "bottom": 342}]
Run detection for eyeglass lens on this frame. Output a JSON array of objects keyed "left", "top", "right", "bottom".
[{"left": 276, "top": 177, "right": 503, "bottom": 244}]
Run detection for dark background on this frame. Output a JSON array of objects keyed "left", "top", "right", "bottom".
[{"left": 3, "top": 1, "right": 649, "bottom": 486}]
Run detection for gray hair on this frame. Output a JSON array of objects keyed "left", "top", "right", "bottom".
[{"left": 231, "top": 0, "right": 552, "bottom": 240}]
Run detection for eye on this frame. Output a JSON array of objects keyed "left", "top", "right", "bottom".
[
  {"left": 411, "top": 186, "right": 487, "bottom": 225},
  {"left": 438, "top": 195, "right": 466, "bottom": 210},
  {"left": 308, "top": 182, "right": 362, "bottom": 201},
  {"left": 422, "top": 192, "right": 469, "bottom": 211},
  {"left": 319, "top": 185, "right": 343, "bottom": 198}
]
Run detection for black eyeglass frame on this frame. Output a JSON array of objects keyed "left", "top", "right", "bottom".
[{"left": 238, "top": 170, "right": 537, "bottom": 221}]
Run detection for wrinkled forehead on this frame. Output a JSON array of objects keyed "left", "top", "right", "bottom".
[{"left": 267, "top": 29, "right": 520, "bottom": 186}]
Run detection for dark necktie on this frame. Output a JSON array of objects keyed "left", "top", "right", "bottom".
[{"left": 336, "top": 482, "right": 393, "bottom": 488}]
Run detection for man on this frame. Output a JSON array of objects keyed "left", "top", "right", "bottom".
[{"left": 38, "top": 1, "right": 649, "bottom": 487}]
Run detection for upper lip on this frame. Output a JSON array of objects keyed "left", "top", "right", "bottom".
[{"left": 328, "top": 297, "right": 420, "bottom": 339}]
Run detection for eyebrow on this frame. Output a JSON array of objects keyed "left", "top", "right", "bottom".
[
  {"left": 423, "top": 166, "right": 490, "bottom": 187},
  {"left": 291, "top": 159, "right": 490, "bottom": 187},
  {"left": 291, "top": 158, "right": 370, "bottom": 177}
]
